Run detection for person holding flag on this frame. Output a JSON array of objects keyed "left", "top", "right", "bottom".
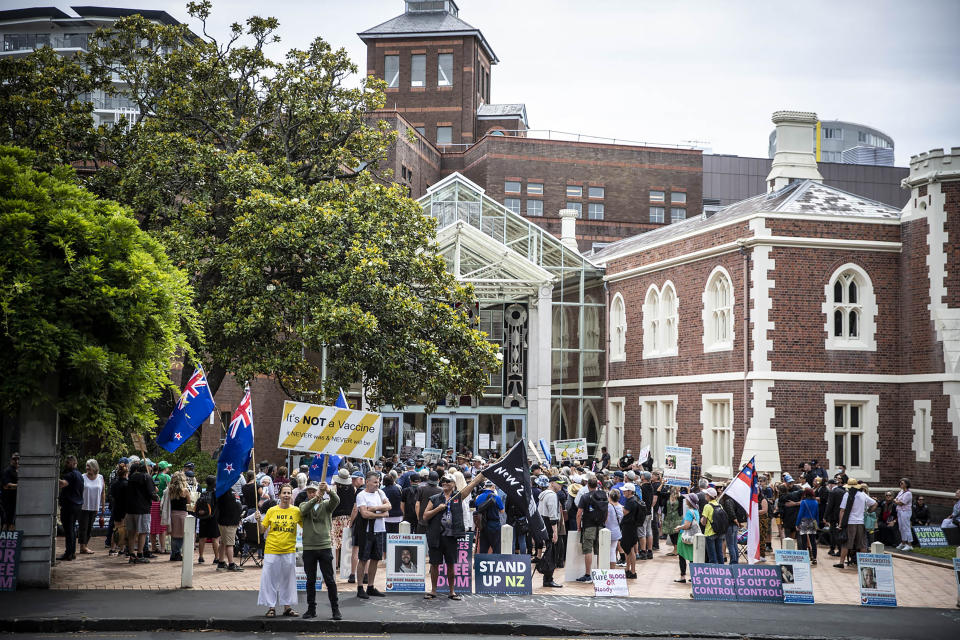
[
  {"left": 724, "top": 456, "right": 762, "bottom": 564},
  {"left": 215, "top": 388, "right": 254, "bottom": 572},
  {"left": 156, "top": 365, "right": 216, "bottom": 452}
]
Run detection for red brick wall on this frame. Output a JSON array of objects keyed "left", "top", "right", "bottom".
[
  {"left": 898, "top": 217, "right": 943, "bottom": 374},
  {"left": 766, "top": 218, "right": 900, "bottom": 242},
  {"left": 607, "top": 221, "right": 751, "bottom": 274},
  {"left": 943, "top": 180, "right": 960, "bottom": 308}
]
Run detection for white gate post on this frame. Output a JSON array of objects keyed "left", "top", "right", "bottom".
[{"left": 181, "top": 514, "right": 196, "bottom": 588}]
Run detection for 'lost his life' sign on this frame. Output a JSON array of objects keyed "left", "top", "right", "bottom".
[{"left": 690, "top": 563, "right": 783, "bottom": 603}]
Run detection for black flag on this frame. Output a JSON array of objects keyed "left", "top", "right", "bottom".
[{"left": 482, "top": 439, "right": 547, "bottom": 544}]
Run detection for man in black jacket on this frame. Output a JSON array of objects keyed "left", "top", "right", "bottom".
[
  {"left": 124, "top": 462, "right": 156, "bottom": 563},
  {"left": 720, "top": 492, "right": 747, "bottom": 564},
  {"left": 216, "top": 489, "right": 243, "bottom": 572},
  {"left": 823, "top": 478, "right": 846, "bottom": 556}
]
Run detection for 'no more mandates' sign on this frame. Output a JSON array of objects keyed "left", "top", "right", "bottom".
[{"left": 278, "top": 400, "right": 381, "bottom": 459}]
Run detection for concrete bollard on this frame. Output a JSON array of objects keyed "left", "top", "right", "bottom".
[
  {"left": 564, "top": 530, "right": 586, "bottom": 581},
  {"left": 399, "top": 521, "right": 411, "bottom": 534},
  {"left": 783, "top": 537, "right": 797, "bottom": 551},
  {"left": 870, "top": 541, "right": 885, "bottom": 555},
  {"left": 181, "top": 515, "right": 196, "bottom": 589},
  {"left": 599, "top": 527, "right": 612, "bottom": 569},
  {"left": 339, "top": 527, "right": 353, "bottom": 579},
  {"left": 693, "top": 533, "right": 706, "bottom": 563},
  {"left": 501, "top": 523, "right": 513, "bottom": 554},
  {"left": 956, "top": 546, "right": 960, "bottom": 608}
]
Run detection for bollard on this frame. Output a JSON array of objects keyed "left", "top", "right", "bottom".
[
  {"left": 693, "top": 533, "right": 706, "bottom": 564},
  {"left": 564, "top": 530, "right": 586, "bottom": 581},
  {"left": 399, "top": 521, "right": 411, "bottom": 534},
  {"left": 783, "top": 537, "right": 797, "bottom": 551},
  {"left": 956, "top": 546, "right": 960, "bottom": 608},
  {"left": 181, "top": 514, "right": 196, "bottom": 589},
  {"left": 501, "top": 523, "right": 513, "bottom": 554},
  {"left": 870, "top": 541, "right": 885, "bottom": 555},
  {"left": 599, "top": 527, "right": 612, "bottom": 569},
  {"left": 339, "top": 526, "right": 353, "bottom": 579}
]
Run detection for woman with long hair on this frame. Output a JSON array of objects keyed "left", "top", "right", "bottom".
[
  {"left": 166, "top": 471, "right": 190, "bottom": 561},
  {"left": 757, "top": 484, "right": 770, "bottom": 561},
  {"left": 795, "top": 488, "right": 820, "bottom": 564},
  {"left": 78, "top": 459, "right": 104, "bottom": 555},
  {"left": 662, "top": 487, "right": 682, "bottom": 557},
  {"left": 894, "top": 478, "right": 914, "bottom": 551},
  {"left": 257, "top": 484, "right": 301, "bottom": 617},
  {"left": 606, "top": 488, "right": 623, "bottom": 568}
]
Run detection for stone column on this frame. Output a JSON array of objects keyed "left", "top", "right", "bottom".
[{"left": 526, "top": 284, "right": 553, "bottom": 445}]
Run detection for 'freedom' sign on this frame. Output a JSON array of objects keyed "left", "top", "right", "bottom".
[
  {"left": 474, "top": 554, "right": 532, "bottom": 595},
  {"left": 690, "top": 564, "right": 783, "bottom": 603}
]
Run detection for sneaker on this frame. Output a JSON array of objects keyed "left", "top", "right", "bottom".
[
  {"left": 901, "top": 544, "right": 912, "bottom": 552},
  {"left": 347, "top": 573, "right": 356, "bottom": 584},
  {"left": 575, "top": 574, "right": 591, "bottom": 582},
  {"left": 648, "top": 550, "right": 654, "bottom": 560},
  {"left": 216, "top": 563, "right": 227, "bottom": 572},
  {"left": 625, "top": 571, "right": 637, "bottom": 579},
  {"left": 135, "top": 557, "right": 150, "bottom": 564},
  {"left": 227, "top": 563, "right": 244, "bottom": 572},
  {"left": 366, "top": 587, "right": 385, "bottom": 597},
  {"left": 356, "top": 587, "right": 369, "bottom": 600},
  {"left": 197, "top": 556, "right": 205, "bottom": 564},
  {"left": 142, "top": 551, "right": 155, "bottom": 559},
  {"left": 301, "top": 607, "right": 316, "bottom": 619},
  {"left": 331, "top": 607, "right": 342, "bottom": 621}
]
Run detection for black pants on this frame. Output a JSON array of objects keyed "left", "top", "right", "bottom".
[
  {"left": 652, "top": 510, "right": 661, "bottom": 549},
  {"left": 798, "top": 532, "right": 818, "bottom": 560},
  {"left": 61, "top": 501, "right": 81, "bottom": 557},
  {"left": 669, "top": 533, "right": 687, "bottom": 576},
  {"left": 540, "top": 520, "right": 557, "bottom": 584},
  {"left": 78, "top": 509, "right": 97, "bottom": 545},
  {"left": 302, "top": 549, "right": 338, "bottom": 608},
  {"left": 828, "top": 522, "right": 840, "bottom": 552}
]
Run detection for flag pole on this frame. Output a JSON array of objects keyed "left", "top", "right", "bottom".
[{"left": 245, "top": 382, "right": 260, "bottom": 546}]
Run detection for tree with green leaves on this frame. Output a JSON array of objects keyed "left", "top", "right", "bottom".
[
  {"left": 82, "top": 1, "right": 499, "bottom": 408},
  {"left": 0, "top": 146, "right": 198, "bottom": 452}
]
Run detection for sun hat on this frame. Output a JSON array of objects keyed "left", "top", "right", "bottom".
[
  {"left": 306, "top": 482, "right": 320, "bottom": 491},
  {"left": 846, "top": 478, "right": 860, "bottom": 487},
  {"left": 335, "top": 469, "right": 351, "bottom": 485}
]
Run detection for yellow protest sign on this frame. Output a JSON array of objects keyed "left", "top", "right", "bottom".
[{"left": 277, "top": 401, "right": 381, "bottom": 459}]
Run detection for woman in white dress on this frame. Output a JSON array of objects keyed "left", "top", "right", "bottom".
[{"left": 894, "top": 478, "right": 913, "bottom": 551}]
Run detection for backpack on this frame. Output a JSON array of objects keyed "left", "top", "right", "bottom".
[
  {"left": 195, "top": 492, "right": 215, "bottom": 521},
  {"left": 709, "top": 501, "right": 729, "bottom": 533},
  {"left": 582, "top": 489, "right": 608, "bottom": 527}
]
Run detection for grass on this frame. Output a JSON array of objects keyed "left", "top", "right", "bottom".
[{"left": 908, "top": 545, "right": 957, "bottom": 561}]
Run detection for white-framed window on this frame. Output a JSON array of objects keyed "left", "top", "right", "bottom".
[
  {"left": 642, "top": 282, "right": 678, "bottom": 358},
  {"left": 566, "top": 185, "right": 582, "bottom": 198},
  {"left": 527, "top": 182, "right": 543, "bottom": 195},
  {"left": 608, "top": 397, "right": 626, "bottom": 460},
  {"left": 411, "top": 54, "right": 425, "bottom": 87},
  {"left": 702, "top": 266, "right": 734, "bottom": 352},
  {"left": 641, "top": 396, "right": 678, "bottom": 467},
  {"left": 384, "top": 55, "right": 399, "bottom": 88},
  {"left": 526, "top": 200, "right": 543, "bottom": 216},
  {"left": 649, "top": 190, "right": 665, "bottom": 203},
  {"left": 588, "top": 203, "right": 604, "bottom": 220},
  {"left": 504, "top": 198, "right": 521, "bottom": 214},
  {"left": 824, "top": 393, "right": 879, "bottom": 482},
  {"left": 504, "top": 181, "right": 521, "bottom": 193},
  {"left": 650, "top": 206, "right": 665, "bottom": 223},
  {"left": 566, "top": 202, "right": 582, "bottom": 217},
  {"left": 670, "top": 207, "right": 686, "bottom": 223},
  {"left": 701, "top": 393, "right": 734, "bottom": 479},
  {"left": 437, "top": 53, "right": 453, "bottom": 86},
  {"left": 822, "top": 264, "right": 876, "bottom": 351},
  {"left": 671, "top": 192, "right": 687, "bottom": 204},
  {"left": 610, "top": 292, "right": 627, "bottom": 362},
  {"left": 588, "top": 186, "right": 604, "bottom": 199},
  {"left": 911, "top": 400, "right": 933, "bottom": 462},
  {"left": 436, "top": 126, "right": 452, "bottom": 145}
]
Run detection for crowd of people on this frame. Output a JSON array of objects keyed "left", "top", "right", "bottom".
[{"left": 20, "top": 445, "right": 958, "bottom": 618}]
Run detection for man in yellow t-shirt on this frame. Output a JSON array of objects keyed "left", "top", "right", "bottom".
[
  {"left": 699, "top": 487, "right": 724, "bottom": 564},
  {"left": 257, "top": 485, "right": 302, "bottom": 616}
]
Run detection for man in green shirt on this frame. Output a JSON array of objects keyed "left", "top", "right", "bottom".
[
  {"left": 153, "top": 461, "right": 171, "bottom": 496},
  {"left": 299, "top": 481, "right": 341, "bottom": 620}
]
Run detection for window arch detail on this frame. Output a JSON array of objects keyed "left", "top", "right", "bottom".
[
  {"left": 822, "top": 264, "right": 877, "bottom": 351},
  {"left": 642, "top": 282, "right": 678, "bottom": 359},
  {"left": 702, "top": 266, "right": 734, "bottom": 352},
  {"left": 610, "top": 292, "right": 627, "bottom": 362}
]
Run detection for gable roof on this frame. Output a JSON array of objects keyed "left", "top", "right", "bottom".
[
  {"left": 359, "top": 10, "right": 498, "bottom": 63},
  {"left": 592, "top": 179, "right": 901, "bottom": 264}
]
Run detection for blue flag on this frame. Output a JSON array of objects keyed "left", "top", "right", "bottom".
[
  {"left": 156, "top": 366, "right": 216, "bottom": 452},
  {"left": 335, "top": 388, "right": 350, "bottom": 409},
  {"left": 215, "top": 388, "right": 254, "bottom": 497},
  {"left": 309, "top": 454, "right": 342, "bottom": 483}
]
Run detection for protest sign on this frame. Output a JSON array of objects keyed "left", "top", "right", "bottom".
[
  {"left": 399, "top": 445, "right": 421, "bottom": 460},
  {"left": 0, "top": 530, "right": 22, "bottom": 591},
  {"left": 553, "top": 438, "right": 587, "bottom": 462},
  {"left": 775, "top": 549, "right": 814, "bottom": 604},
  {"left": 912, "top": 526, "right": 948, "bottom": 548},
  {"left": 663, "top": 445, "right": 692, "bottom": 487},
  {"left": 953, "top": 558, "right": 960, "bottom": 605},
  {"left": 421, "top": 447, "right": 442, "bottom": 464},
  {"left": 475, "top": 554, "right": 533, "bottom": 595},
  {"left": 690, "top": 564, "right": 784, "bottom": 603},
  {"left": 278, "top": 400, "right": 381, "bottom": 459},
  {"left": 856, "top": 553, "right": 897, "bottom": 607},
  {"left": 294, "top": 528, "right": 321, "bottom": 592},
  {"left": 386, "top": 533, "right": 427, "bottom": 593},
  {"left": 436, "top": 533, "right": 473, "bottom": 592},
  {"left": 591, "top": 568, "right": 628, "bottom": 596},
  {"left": 638, "top": 445, "right": 651, "bottom": 465}
]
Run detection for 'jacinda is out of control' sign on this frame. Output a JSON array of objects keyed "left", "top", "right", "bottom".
[{"left": 277, "top": 400, "right": 381, "bottom": 459}]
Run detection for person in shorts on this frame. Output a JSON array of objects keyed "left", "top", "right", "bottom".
[
  {"left": 834, "top": 479, "right": 876, "bottom": 570},
  {"left": 216, "top": 484, "right": 243, "bottom": 571},
  {"left": 354, "top": 471, "right": 390, "bottom": 599}
]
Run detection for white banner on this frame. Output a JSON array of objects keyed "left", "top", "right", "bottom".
[{"left": 277, "top": 401, "right": 381, "bottom": 459}]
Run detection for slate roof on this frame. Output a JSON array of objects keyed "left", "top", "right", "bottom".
[
  {"left": 359, "top": 10, "right": 498, "bottom": 63},
  {"left": 476, "top": 103, "right": 528, "bottom": 126},
  {"left": 592, "top": 179, "right": 901, "bottom": 263}
]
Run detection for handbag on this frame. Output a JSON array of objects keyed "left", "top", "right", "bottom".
[{"left": 681, "top": 513, "right": 700, "bottom": 544}]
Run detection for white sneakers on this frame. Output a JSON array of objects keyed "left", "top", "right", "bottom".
[{"left": 896, "top": 543, "right": 913, "bottom": 551}]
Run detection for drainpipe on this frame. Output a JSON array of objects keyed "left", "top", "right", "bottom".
[
  {"left": 739, "top": 241, "right": 750, "bottom": 458},
  {"left": 603, "top": 281, "right": 611, "bottom": 455}
]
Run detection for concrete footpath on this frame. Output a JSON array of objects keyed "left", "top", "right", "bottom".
[{"left": 1, "top": 589, "right": 959, "bottom": 639}]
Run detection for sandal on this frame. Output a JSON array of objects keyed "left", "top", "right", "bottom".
[
  {"left": 282, "top": 608, "right": 297, "bottom": 617},
  {"left": 423, "top": 593, "right": 437, "bottom": 600},
  {"left": 448, "top": 594, "right": 462, "bottom": 601},
  {"left": 265, "top": 608, "right": 276, "bottom": 617}
]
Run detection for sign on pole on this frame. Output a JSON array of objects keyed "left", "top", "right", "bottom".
[
  {"left": 856, "top": 553, "right": 897, "bottom": 607},
  {"left": 277, "top": 401, "right": 381, "bottom": 459},
  {"left": 386, "top": 533, "right": 427, "bottom": 593},
  {"left": 663, "top": 445, "right": 693, "bottom": 487},
  {"left": 775, "top": 549, "right": 814, "bottom": 604},
  {"left": 552, "top": 438, "right": 588, "bottom": 462}
]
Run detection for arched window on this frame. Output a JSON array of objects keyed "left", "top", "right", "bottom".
[
  {"left": 642, "top": 283, "right": 678, "bottom": 359},
  {"left": 822, "top": 264, "right": 876, "bottom": 351},
  {"left": 661, "top": 282, "right": 678, "bottom": 355},
  {"left": 642, "top": 285, "right": 660, "bottom": 358},
  {"left": 703, "top": 267, "right": 734, "bottom": 351},
  {"left": 610, "top": 293, "right": 627, "bottom": 362}
]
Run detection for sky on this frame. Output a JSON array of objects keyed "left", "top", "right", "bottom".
[{"left": 12, "top": 0, "right": 960, "bottom": 165}]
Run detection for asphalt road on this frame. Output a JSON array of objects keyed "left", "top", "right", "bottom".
[{"left": 3, "top": 635, "right": 730, "bottom": 640}]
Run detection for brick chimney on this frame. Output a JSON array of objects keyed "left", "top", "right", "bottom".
[
  {"left": 559, "top": 208, "right": 579, "bottom": 250},
  {"left": 765, "top": 110, "right": 823, "bottom": 192}
]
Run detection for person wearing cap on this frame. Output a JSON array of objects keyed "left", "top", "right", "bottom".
[
  {"left": 345, "top": 470, "right": 366, "bottom": 583},
  {"left": 834, "top": 478, "right": 877, "bottom": 569},
  {"left": 700, "top": 487, "right": 724, "bottom": 564},
  {"left": 215, "top": 478, "right": 244, "bottom": 572},
  {"left": 299, "top": 481, "right": 341, "bottom": 620},
  {"left": 780, "top": 473, "right": 802, "bottom": 540},
  {"left": 535, "top": 476, "right": 563, "bottom": 588},
  {"left": 618, "top": 482, "right": 642, "bottom": 578},
  {"left": 423, "top": 472, "right": 484, "bottom": 600},
  {"left": 474, "top": 479, "right": 505, "bottom": 554}
]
